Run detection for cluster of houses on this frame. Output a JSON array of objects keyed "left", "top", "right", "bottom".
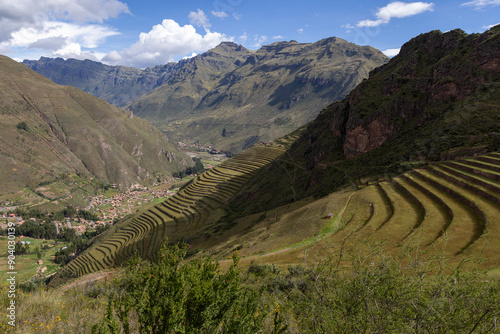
[
  {"left": 53, "top": 217, "right": 109, "bottom": 235},
  {"left": 86, "top": 187, "right": 174, "bottom": 222},
  {"left": 177, "top": 141, "right": 226, "bottom": 155}
]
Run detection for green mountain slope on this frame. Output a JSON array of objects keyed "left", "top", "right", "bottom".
[
  {"left": 227, "top": 27, "right": 500, "bottom": 216},
  {"left": 129, "top": 39, "right": 389, "bottom": 153},
  {"left": 0, "top": 55, "right": 191, "bottom": 196}
]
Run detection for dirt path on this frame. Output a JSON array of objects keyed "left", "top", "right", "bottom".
[{"left": 58, "top": 270, "right": 115, "bottom": 292}]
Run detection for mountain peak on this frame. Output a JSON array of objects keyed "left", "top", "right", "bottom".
[{"left": 211, "top": 41, "right": 250, "bottom": 54}]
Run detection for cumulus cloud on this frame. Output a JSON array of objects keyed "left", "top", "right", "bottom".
[
  {"left": 239, "top": 32, "right": 248, "bottom": 43},
  {"left": 0, "top": 0, "right": 129, "bottom": 42},
  {"left": 297, "top": 28, "right": 304, "bottom": 34},
  {"left": 211, "top": 11, "right": 228, "bottom": 18},
  {"left": 273, "top": 35, "right": 284, "bottom": 39},
  {"left": 356, "top": 1, "right": 434, "bottom": 27},
  {"left": 382, "top": 48, "right": 401, "bottom": 57},
  {"left": 188, "top": 9, "right": 211, "bottom": 28},
  {"left": 103, "top": 19, "right": 230, "bottom": 67},
  {"left": 1, "top": 20, "right": 119, "bottom": 61},
  {"left": 0, "top": 0, "right": 128, "bottom": 62},
  {"left": 461, "top": 0, "right": 500, "bottom": 9}
]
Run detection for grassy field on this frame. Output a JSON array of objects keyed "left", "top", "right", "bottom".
[{"left": 0, "top": 236, "right": 71, "bottom": 283}]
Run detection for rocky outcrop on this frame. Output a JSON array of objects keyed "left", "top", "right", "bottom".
[{"left": 299, "top": 27, "right": 500, "bottom": 169}]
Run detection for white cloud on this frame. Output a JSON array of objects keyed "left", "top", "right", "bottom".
[
  {"left": 239, "top": 32, "right": 248, "bottom": 43},
  {"left": 461, "top": 0, "right": 500, "bottom": 9},
  {"left": 382, "top": 48, "right": 401, "bottom": 57},
  {"left": 188, "top": 9, "right": 211, "bottom": 28},
  {"left": 251, "top": 35, "right": 268, "bottom": 48},
  {"left": 9, "top": 21, "right": 119, "bottom": 49},
  {"left": 0, "top": 0, "right": 129, "bottom": 42},
  {"left": 0, "top": 0, "right": 128, "bottom": 62},
  {"left": 232, "top": 12, "right": 241, "bottom": 20},
  {"left": 103, "top": 19, "right": 230, "bottom": 67},
  {"left": 2, "top": 20, "right": 119, "bottom": 61},
  {"left": 182, "top": 52, "right": 197, "bottom": 60},
  {"left": 211, "top": 11, "right": 228, "bottom": 18},
  {"left": 356, "top": 1, "right": 434, "bottom": 27},
  {"left": 483, "top": 23, "right": 500, "bottom": 29},
  {"left": 341, "top": 24, "right": 355, "bottom": 29},
  {"left": 272, "top": 35, "right": 284, "bottom": 39},
  {"left": 297, "top": 28, "right": 304, "bottom": 34}
]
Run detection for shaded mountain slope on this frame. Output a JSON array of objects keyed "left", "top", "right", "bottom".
[
  {"left": 25, "top": 39, "right": 389, "bottom": 154},
  {"left": 0, "top": 55, "right": 191, "bottom": 195},
  {"left": 23, "top": 57, "right": 176, "bottom": 107}
]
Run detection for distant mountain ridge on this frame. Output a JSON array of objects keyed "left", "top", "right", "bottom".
[
  {"left": 0, "top": 55, "right": 192, "bottom": 196},
  {"left": 23, "top": 57, "right": 175, "bottom": 107},
  {"left": 24, "top": 38, "right": 389, "bottom": 153}
]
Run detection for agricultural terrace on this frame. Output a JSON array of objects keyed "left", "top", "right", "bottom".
[
  {"left": 233, "top": 153, "right": 500, "bottom": 273},
  {"left": 48, "top": 145, "right": 286, "bottom": 287}
]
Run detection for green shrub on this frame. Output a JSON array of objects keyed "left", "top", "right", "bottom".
[
  {"left": 16, "top": 121, "right": 28, "bottom": 131},
  {"left": 93, "top": 242, "right": 268, "bottom": 333}
]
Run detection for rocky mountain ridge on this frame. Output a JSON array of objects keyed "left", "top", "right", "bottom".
[{"left": 129, "top": 38, "right": 389, "bottom": 153}]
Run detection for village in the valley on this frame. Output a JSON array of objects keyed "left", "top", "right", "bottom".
[{"left": 0, "top": 148, "right": 228, "bottom": 235}]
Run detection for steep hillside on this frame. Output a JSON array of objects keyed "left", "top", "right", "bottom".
[
  {"left": 23, "top": 57, "right": 176, "bottom": 107},
  {"left": 227, "top": 27, "right": 500, "bottom": 215},
  {"left": 0, "top": 55, "right": 191, "bottom": 197},
  {"left": 129, "top": 39, "right": 389, "bottom": 153}
]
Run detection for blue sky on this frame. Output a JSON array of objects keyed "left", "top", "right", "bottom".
[{"left": 0, "top": 0, "right": 498, "bottom": 67}]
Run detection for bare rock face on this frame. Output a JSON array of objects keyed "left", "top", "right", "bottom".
[{"left": 344, "top": 119, "right": 394, "bottom": 157}]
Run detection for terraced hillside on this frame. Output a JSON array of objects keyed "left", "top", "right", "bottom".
[
  {"left": 194, "top": 153, "right": 500, "bottom": 273},
  {"left": 48, "top": 145, "right": 286, "bottom": 287},
  {"left": 345, "top": 153, "right": 500, "bottom": 259}
]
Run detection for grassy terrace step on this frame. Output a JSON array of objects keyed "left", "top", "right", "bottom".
[
  {"left": 49, "top": 146, "right": 286, "bottom": 287},
  {"left": 396, "top": 175, "right": 451, "bottom": 246},
  {"left": 411, "top": 170, "right": 487, "bottom": 254},
  {"left": 441, "top": 162, "right": 500, "bottom": 189},
  {"left": 374, "top": 182, "right": 419, "bottom": 242},
  {"left": 447, "top": 161, "right": 500, "bottom": 182},
  {"left": 373, "top": 183, "right": 395, "bottom": 231},
  {"left": 462, "top": 159, "right": 500, "bottom": 173},
  {"left": 476, "top": 156, "right": 500, "bottom": 167},
  {"left": 427, "top": 167, "right": 500, "bottom": 206},
  {"left": 436, "top": 165, "right": 500, "bottom": 198},
  {"left": 390, "top": 179, "right": 426, "bottom": 241}
]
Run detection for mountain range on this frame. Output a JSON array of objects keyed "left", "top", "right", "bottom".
[{"left": 24, "top": 38, "right": 389, "bottom": 153}]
